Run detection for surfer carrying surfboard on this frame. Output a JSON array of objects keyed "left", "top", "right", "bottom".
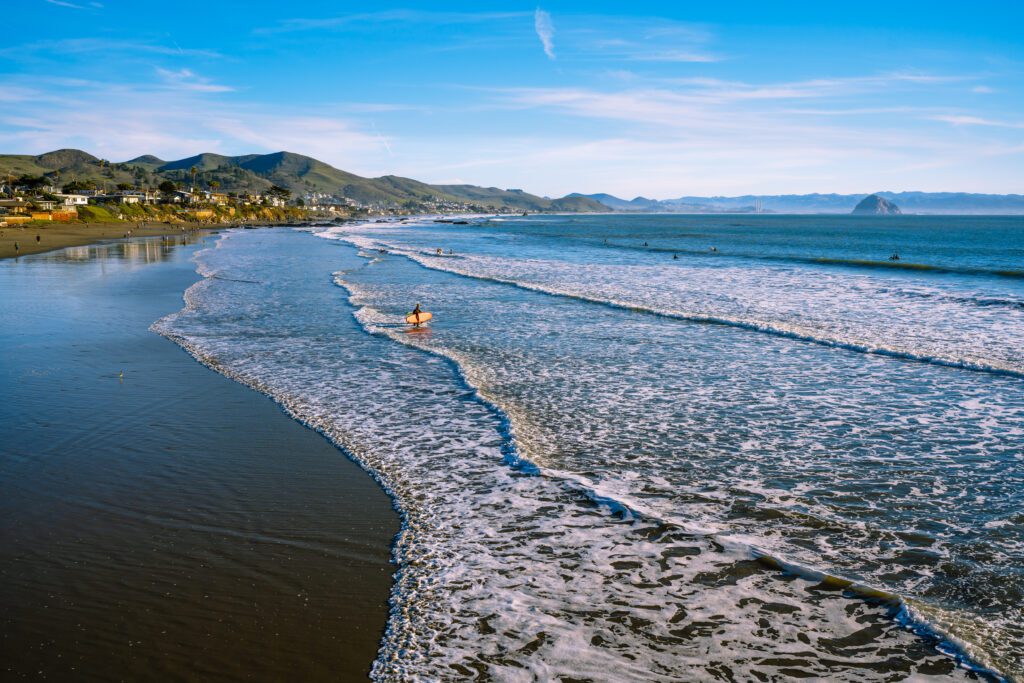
[{"left": 407, "top": 303, "right": 432, "bottom": 328}]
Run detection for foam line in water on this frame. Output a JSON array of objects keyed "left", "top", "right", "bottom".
[
  {"left": 158, "top": 228, "right": 1017, "bottom": 681},
  {"left": 332, "top": 245, "right": 1009, "bottom": 682},
  {"left": 598, "top": 240, "right": 1024, "bottom": 279},
  {"left": 326, "top": 231, "right": 1023, "bottom": 379}
]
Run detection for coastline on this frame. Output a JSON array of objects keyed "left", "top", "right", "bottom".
[
  {"left": 0, "top": 233, "right": 399, "bottom": 680},
  {"left": 0, "top": 219, "right": 327, "bottom": 260}
]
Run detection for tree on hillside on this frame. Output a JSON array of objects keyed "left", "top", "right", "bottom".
[
  {"left": 158, "top": 180, "right": 177, "bottom": 194},
  {"left": 190, "top": 165, "right": 198, "bottom": 190},
  {"left": 17, "top": 174, "right": 48, "bottom": 190},
  {"left": 116, "top": 183, "right": 135, "bottom": 191},
  {"left": 63, "top": 180, "right": 90, "bottom": 193},
  {"left": 267, "top": 185, "right": 291, "bottom": 199},
  {"left": 209, "top": 180, "right": 220, "bottom": 191}
]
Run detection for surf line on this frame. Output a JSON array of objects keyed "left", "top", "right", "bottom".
[
  {"left": 153, "top": 253, "right": 427, "bottom": 681},
  {"left": 332, "top": 248, "right": 1005, "bottom": 681},
  {"left": 370, "top": 244, "right": 1023, "bottom": 380}
]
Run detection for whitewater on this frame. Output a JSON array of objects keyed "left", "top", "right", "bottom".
[{"left": 155, "top": 214, "right": 1023, "bottom": 681}]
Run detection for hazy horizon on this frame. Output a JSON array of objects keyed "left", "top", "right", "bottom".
[{"left": 3, "top": 1, "right": 1022, "bottom": 197}]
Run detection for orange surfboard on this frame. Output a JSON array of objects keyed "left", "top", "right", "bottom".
[{"left": 405, "top": 311, "right": 433, "bottom": 325}]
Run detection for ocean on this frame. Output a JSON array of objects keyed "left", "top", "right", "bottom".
[{"left": 155, "top": 214, "right": 1024, "bottom": 681}]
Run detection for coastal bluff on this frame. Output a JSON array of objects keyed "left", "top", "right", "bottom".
[{"left": 852, "top": 194, "right": 902, "bottom": 215}]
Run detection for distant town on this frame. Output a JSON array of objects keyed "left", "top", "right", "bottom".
[{"left": 0, "top": 175, "right": 515, "bottom": 228}]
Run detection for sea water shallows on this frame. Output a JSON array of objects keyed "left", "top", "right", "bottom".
[{"left": 157, "top": 217, "right": 1023, "bottom": 681}]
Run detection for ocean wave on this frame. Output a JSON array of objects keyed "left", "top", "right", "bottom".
[
  {"left": 156, "top": 228, "right": 1016, "bottom": 681},
  {"left": 595, "top": 241, "right": 1024, "bottom": 279},
  {"left": 325, "top": 231, "right": 1023, "bottom": 379},
  {"left": 334, "top": 264, "right": 1008, "bottom": 682}
]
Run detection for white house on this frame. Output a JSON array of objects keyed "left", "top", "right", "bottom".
[
  {"left": 95, "top": 194, "right": 140, "bottom": 205},
  {"left": 56, "top": 193, "right": 89, "bottom": 206}
]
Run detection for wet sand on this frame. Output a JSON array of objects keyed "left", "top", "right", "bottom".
[
  {"left": 0, "top": 221, "right": 212, "bottom": 260},
  {"left": 0, "top": 234, "right": 399, "bottom": 681}
]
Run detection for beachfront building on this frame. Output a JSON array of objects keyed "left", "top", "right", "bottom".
[
  {"left": 202, "top": 191, "right": 229, "bottom": 205},
  {"left": 93, "top": 193, "right": 140, "bottom": 205},
  {"left": 240, "top": 193, "right": 262, "bottom": 205},
  {"left": 56, "top": 193, "right": 89, "bottom": 206},
  {"left": 0, "top": 198, "right": 32, "bottom": 214},
  {"left": 31, "top": 199, "right": 57, "bottom": 211}
]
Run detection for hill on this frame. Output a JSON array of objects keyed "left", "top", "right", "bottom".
[
  {"left": 852, "top": 194, "right": 901, "bottom": 215},
  {"left": 569, "top": 193, "right": 660, "bottom": 211},
  {"left": 0, "top": 149, "right": 603, "bottom": 213}
]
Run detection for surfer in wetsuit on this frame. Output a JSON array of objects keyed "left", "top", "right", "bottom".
[{"left": 411, "top": 303, "right": 423, "bottom": 327}]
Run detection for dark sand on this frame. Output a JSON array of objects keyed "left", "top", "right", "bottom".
[
  {"left": 0, "top": 234, "right": 399, "bottom": 681},
  {"left": 0, "top": 221, "right": 211, "bottom": 260}
]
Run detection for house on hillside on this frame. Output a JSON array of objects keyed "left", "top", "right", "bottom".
[
  {"left": 94, "top": 193, "right": 140, "bottom": 205},
  {"left": 56, "top": 193, "right": 89, "bottom": 206},
  {"left": 171, "top": 190, "right": 197, "bottom": 204},
  {"left": 202, "top": 191, "right": 229, "bottom": 205},
  {"left": 32, "top": 199, "right": 57, "bottom": 211},
  {"left": 0, "top": 199, "right": 32, "bottom": 215},
  {"left": 120, "top": 191, "right": 157, "bottom": 204},
  {"left": 232, "top": 192, "right": 261, "bottom": 205}
]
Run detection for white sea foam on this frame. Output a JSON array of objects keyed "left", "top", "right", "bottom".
[
  {"left": 153, "top": 227, "right": 1018, "bottom": 681},
  {"left": 316, "top": 222, "right": 1024, "bottom": 378},
  {"left": 316, "top": 220, "right": 1023, "bottom": 679}
]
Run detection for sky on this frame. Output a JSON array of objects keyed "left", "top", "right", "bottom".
[{"left": 2, "top": 0, "right": 1022, "bottom": 197}]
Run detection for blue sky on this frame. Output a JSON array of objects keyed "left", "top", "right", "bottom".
[{"left": 2, "top": 1, "right": 1022, "bottom": 197}]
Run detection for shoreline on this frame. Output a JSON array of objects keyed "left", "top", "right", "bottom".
[
  {"left": 0, "top": 218, "right": 337, "bottom": 260},
  {"left": 0, "top": 234, "right": 399, "bottom": 680}
]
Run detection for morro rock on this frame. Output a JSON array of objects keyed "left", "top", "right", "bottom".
[{"left": 852, "top": 194, "right": 901, "bottom": 215}]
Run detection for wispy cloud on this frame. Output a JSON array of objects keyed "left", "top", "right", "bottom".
[
  {"left": 626, "top": 50, "right": 720, "bottom": 63},
  {"left": 155, "top": 68, "right": 234, "bottom": 93},
  {"left": 0, "top": 79, "right": 386, "bottom": 167},
  {"left": 43, "top": 0, "right": 97, "bottom": 9},
  {"left": 931, "top": 114, "right": 1024, "bottom": 129},
  {"left": 255, "top": 10, "right": 529, "bottom": 35},
  {"left": 0, "top": 37, "right": 222, "bottom": 59},
  {"left": 562, "top": 17, "right": 720, "bottom": 63},
  {"left": 486, "top": 70, "right": 971, "bottom": 127},
  {"left": 534, "top": 9, "right": 555, "bottom": 60}
]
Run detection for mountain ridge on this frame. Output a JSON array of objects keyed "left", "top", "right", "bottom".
[
  {"left": 0, "top": 149, "right": 607, "bottom": 213},
  {"left": 574, "top": 191, "right": 1024, "bottom": 215}
]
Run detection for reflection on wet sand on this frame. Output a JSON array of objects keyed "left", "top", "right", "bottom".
[
  {"left": 0, "top": 233, "right": 399, "bottom": 681},
  {"left": 52, "top": 232, "right": 210, "bottom": 264}
]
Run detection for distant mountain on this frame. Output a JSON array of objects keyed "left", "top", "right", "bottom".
[
  {"left": 570, "top": 193, "right": 659, "bottom": 211},
  {"left": 0, "top": 149, "right": 606, "bottom": 213},
  {"left": 578, "top": 191, "right": 1024, "bottom": 215},
  {"left": 125, "top": 154, "right": 165, "bottom": 167},
  {"left": 852, "top": 194, "right": 901, "bottom": 215}
]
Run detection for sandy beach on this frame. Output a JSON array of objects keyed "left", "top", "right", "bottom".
[
  {"left": 0, "top": 219, "right": 333, "bottom": 260},
  {"left": 0, "top": 234, "right": 399, "bottom": 681},
  {"left": 0, "top": 221, "right": 216, "bottom": 259}
]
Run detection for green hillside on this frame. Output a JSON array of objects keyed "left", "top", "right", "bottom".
[{"left": 0, "top": 148, "right": 606, "bottom": 212}]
